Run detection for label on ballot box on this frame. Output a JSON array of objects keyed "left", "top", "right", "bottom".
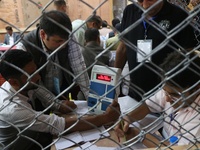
[{"left": 88, "top": 65, "right": 121, "bottom": 114}]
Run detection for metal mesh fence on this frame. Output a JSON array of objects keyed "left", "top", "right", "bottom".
[{"left": 0, "top": 0, "right": 200, "bottom": 150}]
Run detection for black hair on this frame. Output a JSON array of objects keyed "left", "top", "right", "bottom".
[
  {"left": 102, "top": 20, "right": 108, "bottom": 28},
  {"left": 114, "top": 23, "right": 121, "bottom": 32},
  {"left": 160, "top": 51, "right": 200, "bottom": 88},
  {"left": 40, "top": 10, "right": 72, "bottom": 39},
  {"left": 5, "top": 26, "right": 12, "bottom": 31},
  {"left": 85, "top": 28, "right": 100, "bottom": 43},
  {"left": 0, "top": 50, "right": 33, "bottom": 80},
  {"left": 112, "top": 18, "right": 120, "bottom": 27},
  {"left": 54, "top": 0, "right": 66, "bottom": 6},
  {"left": 87, "top": 15, "right": 102, "bottom": 25}
]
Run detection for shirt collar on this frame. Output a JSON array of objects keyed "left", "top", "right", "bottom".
[
  {"left": 40, "top": 37, "right": 48, "bottom": 53},
  {"left": 4, "top": 81, "right": 29, "bottom": 102}
]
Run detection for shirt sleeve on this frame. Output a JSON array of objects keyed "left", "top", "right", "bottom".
[
  {"left": 10, "top": 102, "right": 65, "bottom": 135},
  {"left": 146, "top": 89, "right": 166, "bottom": 113},
  {"left": 74, "top": 28, "right": 85, "bottom": 47},
  {"left": 68, "top": 36, "right": 89, "bottom": 99}
]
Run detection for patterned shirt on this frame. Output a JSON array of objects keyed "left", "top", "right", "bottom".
[
  {"left": 17, "top": 35, "right": 89, "bottom": 99},
  {"left": 0, "top": 81, "right": 65, "bottom": 145}
]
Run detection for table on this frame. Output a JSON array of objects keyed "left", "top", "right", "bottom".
[
  {"left": 0, "top": 45, "right": 16, "bottom": 51},
  {"left": 50, "top": 97, "right": 149, "bottom": 150},
  {"left": 51, "top": 130, "right": 120, "bottom": 150},
  {"left": 50, "top": 98, "right": 200, "bottom": 150}
]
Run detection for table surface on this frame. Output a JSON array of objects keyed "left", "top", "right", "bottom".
[
  {"left": 50, "top": 97, "right": 200, "bottom": 150},
  {"left": 0, "top": 45, "right": 16, "bottom": 51},
  {"left": 51, "top": 130, "right": 120, "bottom": 150}
]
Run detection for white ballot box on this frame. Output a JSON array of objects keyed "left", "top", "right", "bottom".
[{"left": 88, "top": 65, "right": 121, "bottom": 114}]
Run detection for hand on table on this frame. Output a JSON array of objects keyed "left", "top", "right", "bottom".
[
  {"left": 114, "top": 115, "right": 134, "bottom": 142},
  {"left": 104, "top": 100, "right": 121, "bottom": 123},
  {"left": 59, "top": 100, "right": 77, "bottom": 114}
]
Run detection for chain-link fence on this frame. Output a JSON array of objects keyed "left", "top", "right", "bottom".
[{"left": 0, "top": 0, "right": 200, "bottom": 149}]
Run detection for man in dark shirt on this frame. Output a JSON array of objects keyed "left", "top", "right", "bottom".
[{"left": 115, "top": 0, "right": 197, "bottom": 101}]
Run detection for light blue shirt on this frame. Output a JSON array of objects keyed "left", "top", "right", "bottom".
[{"left": 72, "top": 19, "right": 88, "bottom": 47}]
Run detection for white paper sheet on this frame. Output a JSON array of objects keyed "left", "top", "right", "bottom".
[
  {"left": 54, "top": 132, "right": 83, "bottom": 150},
  {"left": 54, "top": 126, "right": 109, "bottom": 149},
  {"left": 81, "top": 126, "right": 110, "bottom": 142}
]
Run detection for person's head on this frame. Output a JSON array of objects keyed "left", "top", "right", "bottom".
[
  {"left": 114, "top": 23, "right": 121, "bottom": 34},
  {"left": 85, "top": 28, "right": 100, "bottom": 45},
  {"left": 112, "top": 18, "right": 120, "bottom": 27},
  {"left": 5, "top": 26, "right": 13, "bottom": 36},
  {"left": 160, "top": 51, "right": 200, "bottom": 109},
  {"left": 137, "top": 0, "right": 164, "bottom": 17},
  {"left": 86, "top": 15, "right": 102, "bottom": 30},
  {"left": 101, "top": 20, "right": 108, "bottom": 28},
  {"left": 0, "top": 50, "right": 40, "bottom": 94},
  {"left": 39, "top": 10, "right": 72, "bottom": 51},
  {"left": 54, "top": 0, "right": 67, "bottom": 13}
]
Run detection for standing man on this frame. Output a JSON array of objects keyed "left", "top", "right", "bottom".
[
  {"left": 17, "top": 10, "right": 89, "bottom": 103},
  {"left": 4, "top": 26, "right": 20, "bottom": 45},
  {"left": 72, "top": 15, "right": 102, "bottom": 48},
  {"left": 53, "top": 0, "right": 67, "bottom": 13},
  {"left": 82, "top": 28, "right": 111, "bottom": 77},
  {"left": 115, "top": 0, "right": 197, "bottom": 101}
]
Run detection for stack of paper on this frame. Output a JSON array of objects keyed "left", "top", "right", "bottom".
[{"left": 55, "top": 126, "right": 110, "bottom": 150}]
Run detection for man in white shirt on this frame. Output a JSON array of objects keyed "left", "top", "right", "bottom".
[
  {"left": 0, "top": 50, "right": 120, "bottom": 150},
  {"left": 4, "top": 26, "right": 20, "bottom": 45},
  {"left": 115, "top": 50, "right": 200, "bottom": 147},
  {"left": 72, "top": 15, "right": 102, "bottom": 48}
]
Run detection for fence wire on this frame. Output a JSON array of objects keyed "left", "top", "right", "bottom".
[{"left": 0, "top": 0, "right": 200, "bottom": 150}]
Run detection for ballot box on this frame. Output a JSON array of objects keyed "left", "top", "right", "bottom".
[{"left": 87, "top": 65, "right": 121, "bottom": 114}]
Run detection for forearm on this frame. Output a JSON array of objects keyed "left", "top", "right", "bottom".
[
  {"left": 114, "top": 41, "right": 127, "bottom": 70},
  {"left": 64, "top": 114, "right": 109, "bottom": 132},
  {"left": 125, "top": 127, "right": 169, "bottom": 148},
  {"left": 143, "top": 133, "right": 169, "bottom": 148},
  {"left": 126, "top": 102, "right": 151, "bottom": 122}
]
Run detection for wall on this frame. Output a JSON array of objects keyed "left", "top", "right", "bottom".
[
  {"left": 0, "top": 0, "right": 114, "bottom": 42},
  {"left": 67, "top": 0, "right": 113, "bottom": 24}
]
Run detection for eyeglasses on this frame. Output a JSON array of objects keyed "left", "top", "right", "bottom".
[{"left": 164, "top": 90, "right": 180, "bottom": 102}]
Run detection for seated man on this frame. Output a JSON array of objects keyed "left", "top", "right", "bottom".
[
  {"left": 0, "top": 50, "right": 120, "bottom": 150},
  {"left": 82, "top": 28, "right": 111, "bottom": 77},
  {"left": 4, "top": 26, "right": 20, "bottom": 45},
  {"left": 72, "top": 15, "right": 102, "bottom": 49},
  {"left": 115, "top": 50, "right": 200, "bottom": 147}
]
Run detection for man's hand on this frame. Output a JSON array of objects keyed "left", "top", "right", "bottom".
[
  {"left": 104, "top": 100, "right": 121, "bottom": 123},
  {"left": 59, "top": 100, "right": 77, "bottom": 114},
  {"left": 114, "top": 115, "right": 131, "bottom": 140}
]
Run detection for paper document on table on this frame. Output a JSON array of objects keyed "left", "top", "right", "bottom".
[
  {"left": 81, "top": 126, "right": 110, "bottom": 142},
  {"left": 54, "top": 126, "right": 109, "bottom": 149},
  {"left": 73, "top": 142, "right": 98, "bottom": 150},
  {"left": 118, "top": 96, "right": 139, "bottom": 113},
  {"left": 54, "top": 132, "right": 83, "bottom": 150},
  {"left": 73, "top": 142, "right": 118, "bottom": 150},
  {"left": 74, "top": 100, "right": 90, "bottom": 115}
]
